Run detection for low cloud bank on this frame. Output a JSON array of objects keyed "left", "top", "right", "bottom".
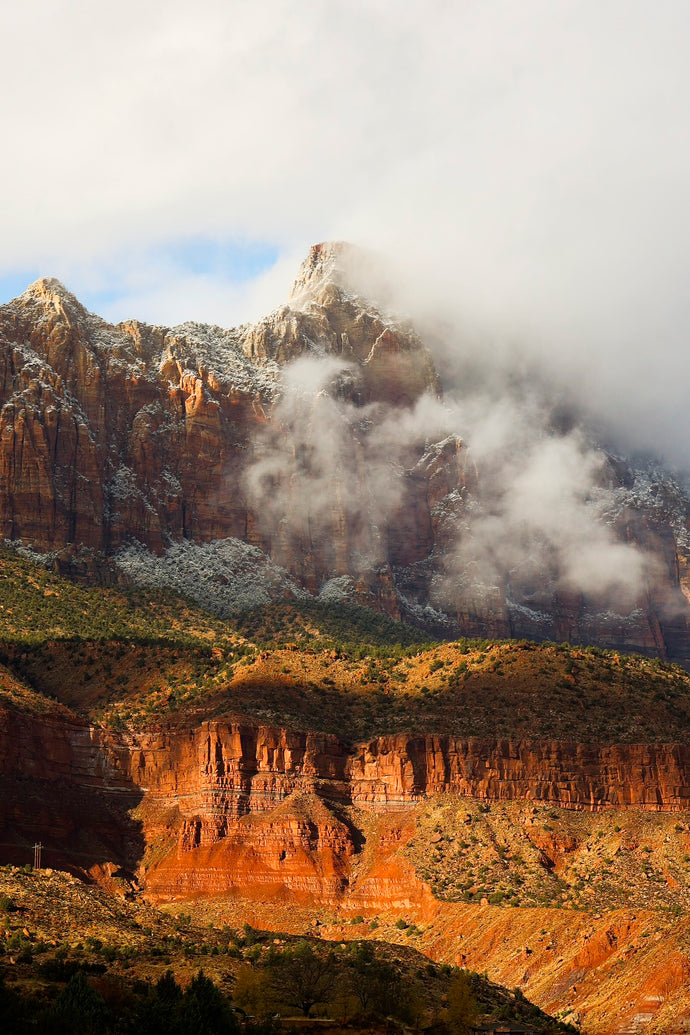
[{"left": 245, "top": 350, "right": 652, "bottom": 610}]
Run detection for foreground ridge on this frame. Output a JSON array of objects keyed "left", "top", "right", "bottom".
[{"left": 0, "top": 549, "right": 689, "bottom": 1030}]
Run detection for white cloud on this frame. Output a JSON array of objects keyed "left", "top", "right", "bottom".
[
  {"left": 244, "top": 359, "right": 651, "bottom": 605},
  {"left": 3, "top": 1, "right": 690, "bottom": 463}
]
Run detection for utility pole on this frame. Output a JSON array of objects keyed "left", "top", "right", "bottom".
[{"left": 33, "top": 843, "right": 42, "bottom": 870}]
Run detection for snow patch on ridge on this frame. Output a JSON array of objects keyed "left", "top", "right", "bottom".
[
  {"left": 114, "top": 538, "right": 307, "bottom": 617},
  {"left": 318, "top": 575, "right": 357, "bottom": 603},
  {"left": 159, "top": 323, "right": 280, "bottom": 398},
  {"left": 398, "top": 592, "right": 459, "bottom": 635},
  {"left": 506, "top": 601, "right": 551, "bottom": 625}
]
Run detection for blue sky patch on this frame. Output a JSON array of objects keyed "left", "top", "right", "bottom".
[
  {"left": 0, "top": 238, "right": 281, "bottom": 318},
  {"left": 0, "top": 270, "right": 41, "bottom": 305}
]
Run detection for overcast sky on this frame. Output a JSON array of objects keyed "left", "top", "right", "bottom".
[{"left": 2, "top": 1, "right": 690, "bottom": 466}]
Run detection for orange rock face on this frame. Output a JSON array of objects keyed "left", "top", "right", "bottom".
[
  {"left": 4, "top": 705, "right": 690, "bottom": 896},
  {"left": 128, "top": 724, "right": 690, "bottom": 904},
  {"left": 0, "top": 279, "right": 262, "bottom": 554},
  {"left": 6, "top": 701, "right": 690, "bottom": 1030}
]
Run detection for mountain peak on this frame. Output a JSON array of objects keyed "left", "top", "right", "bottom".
[
  {"left": 24, "top": 276, "right": 78, "bottom": 302},
  {"left": 288, "top": 241, "right": 355, "bottom": 298},
  {"left": 29, "top": 276, "right": 68, "bottom": 292},
  {"left": 288, "top": 241, "right": 371, "bottom": 304},
  {"left": 20, "top": 276, "right": 81, "bottom": 306},
  {"left": 13, "top": 277, "right": 90, "bottom": 324}
]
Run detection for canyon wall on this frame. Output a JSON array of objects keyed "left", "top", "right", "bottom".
[
  {"left": 3, "top": 703, "right": 690, "bottom": 901},
  {"left": 5, "top": 702, "right": 690, "bottom": 1030},
  {"left": 124, "top": 721, "right": 690, "bottom": 818}
]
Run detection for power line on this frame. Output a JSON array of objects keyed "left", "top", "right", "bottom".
[{"left": 0, "top": 839, "right": 97, "bottom": 861}]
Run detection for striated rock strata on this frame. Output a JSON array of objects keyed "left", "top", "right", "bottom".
[
  {"left": 124, "top": 722, "right": 690, "bottom": 816},
  {"left": 3, "top": 704, "right": 690, "bottom": 902}
]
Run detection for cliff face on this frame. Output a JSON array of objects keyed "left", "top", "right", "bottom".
[
  {"left": 2, "top": 243, "right": 690, "bottom": 657},
  {"left": 0, "top": 277, "right": 266, "bottom": 554},
  {"left": 6, "top": 700, "right": 690, "bottom": 1030},
  {"left": 127, "top": 723, "right": 690, "bottom": 901},
  {"left": 123, "top": 721, "right": 690, "bottom": 818},
  {"left": 0, "top": 700, "right": 143, "bottom": 875},
  {"left": 3, "top": 702, "right": 689, "bottom": 901}
]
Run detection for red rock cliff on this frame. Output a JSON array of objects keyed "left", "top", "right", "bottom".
[
  {"left": 126, "top": 721, "right": 690, "bottom": 817},
  {"left": 2, "top": 705, "right": 690, "bottom": 900}
]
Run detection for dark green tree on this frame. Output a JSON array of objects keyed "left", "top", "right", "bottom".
[
  {"left": 178, "top": 969, "right": 238, "bottom": 1034},
  {"left": 269, "top": 940, "right": 338, "bottom": 1016},
  {"left": 347, "top": 942, "right": 400, "bottom": 1014},
  {"left": 157, "top": 968, "right": 182, "bottom": 1002},
  {"left": 46, "top": 970, "right": 109, "bottom": 1034}
]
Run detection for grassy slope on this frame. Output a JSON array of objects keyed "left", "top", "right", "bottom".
[{"left": 1, "top": 549, "right": 690, "bottom": 743}]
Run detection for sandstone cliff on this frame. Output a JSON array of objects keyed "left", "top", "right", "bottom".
[
  {"left": 4, "top": 683, "right": 690, "bottom": 1032},
  {"left": 3, "top": 698, "right": 690, "bottom": 900}
]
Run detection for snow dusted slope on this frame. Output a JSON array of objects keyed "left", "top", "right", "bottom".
[
  {"left": 155, "top": 322, "right": 280, "bottom": 399},
  {"left": 114, "top": 538, "right": 307, "bottom": 617}
]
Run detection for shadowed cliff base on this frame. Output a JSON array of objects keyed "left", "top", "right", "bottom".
[{"left": 0, "top": 690, "right": 144, "bottom": 880}]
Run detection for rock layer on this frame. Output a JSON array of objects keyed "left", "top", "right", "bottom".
[
  {"left": 124, "top": 722, "right": 690, "bottom": 817},
  {"left": 3, "top": 704, "right": 690, "bottom": 899}
]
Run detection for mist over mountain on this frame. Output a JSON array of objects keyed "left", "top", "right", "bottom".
[
  {"left": 0, "top": 241, "right": 688, "bottom": 662},
  {"left": 3, "top": 3, "right": 690, "bottom": 477}
]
